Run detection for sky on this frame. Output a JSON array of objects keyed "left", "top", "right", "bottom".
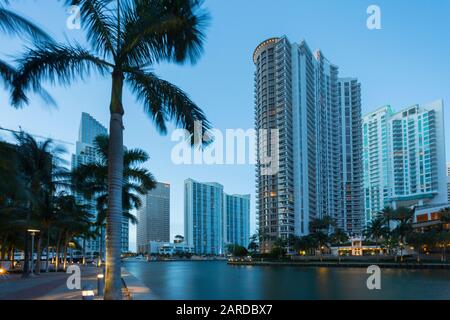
[{"left": 1, "top": 0, "right": 450, "bottom": 252}]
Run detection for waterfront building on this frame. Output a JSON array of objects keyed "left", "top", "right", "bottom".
[
  {"left": 447, "top": 162, "right": 450, "bottom": 204},
  {"left": 223, "top": 194, "right": 251, "bottom": 249},
  {"left": 253, "top": 37, "right": 363, "bottom": 251},
  {"left": 72, "top": 112, "right": 129, "bottom": 254},
  {"left": 143, "top": 241, "right": 194, "bottom": 255},
  {"left": 362, "top": 100, "right": 447, "bottom": 225},
  {"left": 136, "top": 182, "right": 170, "bottom": 254},
  {"left": 338, "top": 78, "right": 364, "bottom": 236},
  {"left": 184, "top": 179, "right": 250, "bottom": 255}
]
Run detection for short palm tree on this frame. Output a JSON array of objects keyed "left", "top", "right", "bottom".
[
  {"left": 71, "top": 134, "right": 156, "bottom": 265},
  {"left": 14, "top": 132, "right": 66, "bottom": 277},
  {"left": 13, "top": 0, "right": 210, "bottom": 299},
  {"left": 364, "top": 216, "right": 389, "bottom": 261},
  {"left": 331, "top": 228, "right": 349, "bottom": 263}
]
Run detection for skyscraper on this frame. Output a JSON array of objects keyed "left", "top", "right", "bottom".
[
  {"left": 72, "top": 112, "right": 130, "bottom": 254},
  {"left": 362, "top": 100, "right": 447, "bottom": 224},
  {"left": 184, "top": 179, "right": 224, "bottom": 255},
  {"left": 136, "top": 182, "right": 170, "bottom": 254},
  {"left": 447, "top": 162, "right": 450, "bottom": 204},
  {"left": 223, "top": 194, "right": 250, "bottom": 249},
  {"left": 338, "top": 78, "right": 364, "bottom": 236},
  {"left": 253, "top": 37, "right": 362, "bottom": 251},
  {"left": 184, "top": 179, "right": 250, "bottom": 255},
  {"left": 72, "top": 113, "right": 107, "bottom": 256}
]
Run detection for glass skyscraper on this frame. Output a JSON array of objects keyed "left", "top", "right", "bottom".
[
  {"left": 223, "top": 194, "right": 250, "bottom": 249},
  {"left": 72, "top": 112, "right": 129, "bottom": 254},
  {"left": 253, "top": 37, "right": 363, "bottom": 251},
  {"left": 362, "top": 100, "right": 447, "bottom": 225},
  {"left": 136, "top": 182, "right": 170, "bottom": 254},
  {"left": 184, "top": 179, "right": 250, "bottom": 255}
]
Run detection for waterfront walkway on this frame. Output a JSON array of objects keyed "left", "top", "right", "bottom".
[{"left": 0, "top": 266, "right": 101, "bottom": 300}]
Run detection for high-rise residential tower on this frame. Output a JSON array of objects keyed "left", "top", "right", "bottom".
[
  {"left": 136, "top": 182, "right": 170, "bottom": 254},
  {"left": 223, "top": 194, "right": 251, "bottom": 249},
  {"left": 362, "top": 100, "right": 447, "bottom": 224},
  {"left": 338, "top": 78, "right": 364, "bottom": 236},
  {"left": 184, "top": 179, "right": 224, "bottom": 255},
  {"left": 72, "top": 112, "right": 130, "bottom": 254},
  {"left": 184, "top": 179, "right": 250, "bottom": 255},
  {"left": 253, "top": 37, "right": 362, "bottom": 251}
]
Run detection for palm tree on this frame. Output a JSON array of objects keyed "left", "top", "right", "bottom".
[
  {"left": 13, "top": 0, "right": 210, "bottom": 299},
  {"left": 437, "top": 208, "right": 450, "bottom": 262},
  {"left": 14, "top": 132, "right": 66, "bottom": 277},
  {"left": 71, "top": 134, "right": 156, "bottom": 265},
  {"left": 331, "top": 228, "right": 349, "bottom": 263},
  {"left": 364, "top": 216, "right": 389, "bottom": 261},
  {"left": 391, "top": 207, "right": 414, "bottom": 262},
  {"left": 309, "top": 216, "right": 336, "bottom": 261},
  {"left": 379, "top": 206, "right": 395, "bottom": 231}
]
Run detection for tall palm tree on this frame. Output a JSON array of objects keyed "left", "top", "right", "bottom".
[
  {"left": 13, "top": 0, "right": 210, "bottom": 299},
  {"left": 71, "top": 134, "right": 156, "bottom": 266}
]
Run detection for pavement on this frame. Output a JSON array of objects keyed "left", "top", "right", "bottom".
[{"left": 0, "top": 265, "right": 103, "bottom": 300}]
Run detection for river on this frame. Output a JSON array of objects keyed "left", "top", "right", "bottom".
[{"left": 124, "top": 261, "right": 450, "bottom": 300}]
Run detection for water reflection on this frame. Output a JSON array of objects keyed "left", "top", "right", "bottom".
[{"left": 124, "top": 261, "right": 450, "bottom": 300}]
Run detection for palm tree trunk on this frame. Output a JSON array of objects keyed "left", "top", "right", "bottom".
[
  {"left": 55, "top": 237, "right": 60, "bottom": 272},
  {"left": 22, "top": 229, "right": 30, "bottom": 277},
  {"left": 35, "top": 235, "right": 42, "bottom": 275},
  {"left": 63, "top": 240, "right": 68, "bottom": 271},
  {"left": 104, "top": 72, "right": 125, "bottom": 300},
  {"left": 82, "top": 238, "right": 86, "bottom": 265},
  {"left": 10, "top": 245, "right": 14, "bottom": 269},
  {"left": 45, "top": 229, "right": 50, "bottom": 272}
]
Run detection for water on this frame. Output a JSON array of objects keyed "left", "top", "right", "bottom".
[{"left": 124, "top": 261, "right": 450, "bottom": 300}]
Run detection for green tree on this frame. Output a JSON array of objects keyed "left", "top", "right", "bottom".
[
  {"left": 13, "top": 133, "right": 66, "bottom": 277},
  {"left": 226, "top": 244, "right": 248, "bottom": 257},
  {"left": 248, "top": 233, "right": 259, "bottom": 254},
  {"left": 364, "top": 216, "right": 389, "bottom": 261},
  {"left": 330, "top": 228, "right": 349, "bottom": 263},
  {"left": 13, "top": 0, "right": 210, "bottom": 299},
  {"left": 309, "top": 216, "right": 335, "bottom": 261},
  {"left": 391, "top": 207, "right": 414, "bottom": 262}
]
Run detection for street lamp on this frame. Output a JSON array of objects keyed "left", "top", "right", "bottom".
[{"left": 27, "top": 229, "right": 40, "bottom": 274}]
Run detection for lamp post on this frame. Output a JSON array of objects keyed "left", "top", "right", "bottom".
[{"left": 27, "top": 229, "right": 40, "bottom": 274}]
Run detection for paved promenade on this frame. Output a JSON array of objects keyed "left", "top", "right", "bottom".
[{"left": 0, "top": 266, "right": 102, "bottom": 300}]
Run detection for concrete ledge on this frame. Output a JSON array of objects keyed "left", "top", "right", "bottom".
[{"left": 121, "top": 268, "right": 159, "bottom": 300}]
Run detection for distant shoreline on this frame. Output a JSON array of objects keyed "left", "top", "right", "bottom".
[{"left": 227, "top": 260, "right": 450, "bottom": 269}]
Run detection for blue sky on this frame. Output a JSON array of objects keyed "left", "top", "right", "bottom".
[{"left": 1, "top": 0, "right": 450, "bottom": 251}]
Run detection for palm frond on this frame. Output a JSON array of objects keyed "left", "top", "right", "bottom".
[
  {"left": 0, "top": 58, "right": 14, "bottom": 88},
  {"left": 126, "top": 69, "right": 211, "bottom": 146},
  {"left": 0, "top": 6, "right": 53, "bottom": 42},
  {"left": 64, "top": 0, "right": 117, "bottom": 58},
  {"left": 120, "top": 0, "right": 209, "bottom": 67},
  {"left": 12, "top": 43, "right": 112, "bottom": 107}
]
